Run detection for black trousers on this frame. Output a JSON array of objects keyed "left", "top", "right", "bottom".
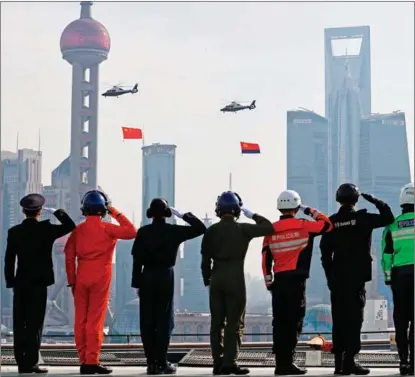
[
  {"left": 139, "top": 267, "right": 175, "bottom": 366},
  {"left": 391, "top": 272, "right": 414, "bottom": 366},
  {"left": 330, "top": 283, "right": 366, "bottom": 356},
  {"left": 13, "top": 285, "right": 47, "bottom": 369},
  {"left": 271, "top": 276, "right": 306, "bottom": 366}
]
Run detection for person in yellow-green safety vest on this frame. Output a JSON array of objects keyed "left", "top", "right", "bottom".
[{"left": 382, "top": 182, "right": 414, "bottom": 377}]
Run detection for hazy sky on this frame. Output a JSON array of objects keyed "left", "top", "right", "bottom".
[{"left": 1, "top": 2, "right": 414, "bottom": 276}]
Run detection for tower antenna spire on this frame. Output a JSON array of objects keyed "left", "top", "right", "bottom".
[
  {"left": 38, "top": 128, "right": 41, "bottom": 152},
  {"left": 80, "top": 1, "right": 93, "bottom": 18},
  {"left": 229, "top": 172, "right": 232, "bottom": 191},
  {"left": 16, "top": 132, "right": 19, "bottom": 152}
]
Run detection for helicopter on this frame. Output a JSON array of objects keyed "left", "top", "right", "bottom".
[
  {"left": 102, "top": 83, "right": 139, "bottom": 98},
  {"left": 220, "top": 100, "right": 256, "bottom": 113}
]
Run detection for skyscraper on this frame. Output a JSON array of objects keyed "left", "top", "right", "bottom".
[
  {"left": 324, "top": 26, "right": 371, "bottom": 118},
  {"left": 178, "top": 215, "right": 212, "bottom": 313},
  {"left": 141, "top": 143, "right": 177, "bottom": 226},
  {"left": 325, "top": 26, "right": 372, "bottom": 214},
  {"left": 0, "top": 149, "right": 42, "bottom": 326},
  {"left": 359, "top": 111, "right": 411, "bottom": 300},
  {"left": 286, "top": 110, "right": 329, "bottom": 303}
]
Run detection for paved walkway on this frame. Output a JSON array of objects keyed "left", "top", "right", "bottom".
[{"left": 0, "top": 366, "right": 400, "bottom": 376}]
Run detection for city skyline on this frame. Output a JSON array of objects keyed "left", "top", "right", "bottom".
[{"left": 1, "top": 2, "right": 413, "bottom": 278}]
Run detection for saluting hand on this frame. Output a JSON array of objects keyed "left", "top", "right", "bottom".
[
  {"left": 170, "top": 207, "right": 184, "bottom": 219},
  {"left": 43, "top": 207, "right": 57, "bottom": 214},
  {"left": 241, "top": 208, "right": 254, "bottom": 219},
  {"left": 107, "top": 206, "right": 120, "bottom": 216},
  {"left": 361, "top": 193, "right": 377, "bottom": 203}
]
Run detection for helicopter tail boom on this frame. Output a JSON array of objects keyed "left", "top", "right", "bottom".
[{"left": 131, "top": 84, "right": 139, "bottom": 93}]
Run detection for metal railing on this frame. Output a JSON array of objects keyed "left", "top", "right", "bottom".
[{"left": 1, "top": 330, "right": 394, "bottom": 349}]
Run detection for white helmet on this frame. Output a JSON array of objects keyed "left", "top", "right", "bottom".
[
  {"left": 399, "top": 182, "right": 414, "bottom": 206},
  {"left": 277, "top": 190, "right": 302, "bottom": 210}
]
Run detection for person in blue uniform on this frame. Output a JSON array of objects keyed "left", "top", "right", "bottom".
[
  {"left": 4, "top": 193, "right": 76, "bottom": 374},
  {"left": 131, "top": 198, "right": 206, "bottom": 375}
]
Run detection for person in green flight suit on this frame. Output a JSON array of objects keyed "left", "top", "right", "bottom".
[
  {"left": 200, "top": 191, "right": 274, "bottom": 376},
  {"left": 382, "top": 182, "right": 414, "bottom": 376}
]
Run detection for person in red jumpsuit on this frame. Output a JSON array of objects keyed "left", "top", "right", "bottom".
[{"left": 64, "top": 190, "right": 136, "bottom": 375}]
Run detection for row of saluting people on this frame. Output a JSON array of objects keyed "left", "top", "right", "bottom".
[{"left": 4, "top": 182, "right": 414, "bottom": 375}]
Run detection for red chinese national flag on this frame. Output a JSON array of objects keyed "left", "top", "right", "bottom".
[
  {"left": 122, "top": 127, "right": 143, "bottom": 140},
  {"left": 240, "top": 141, "right": 260, "bottom": 154}
]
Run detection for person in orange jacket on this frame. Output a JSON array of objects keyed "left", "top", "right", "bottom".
[{"left": 64, "top": 190, "right": 136, "bottom": 375}]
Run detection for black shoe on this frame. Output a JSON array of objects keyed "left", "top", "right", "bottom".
[
  {"left": 221, "top": 365, "right": 250, "bottom": 375},
  {"left": 407, "top": 366, "right": 414, "bottom": 376},
  {"left": 19, "top": 366, "right": 48, "bottom": 374},
  {"left": 334, "top": 353, "right": 344, "bottom": 375},
  {"left": 156, "top": 362, "right": 177, "bottom": 374},
  {"left": 213, "top": 359, "right": 223, "bottom": 375},
  {"left": 341, "top": 362, "right": 370, "bottom": 375},
  {"left": 400, "top": 364, "right": 410, "bottom": 376},
  {"left": 146, "top": 363, "right": 157, "bottom": 375},
  {"left": 80, "top": 364, "right": 112, "bottom": 375},
  {"left": 274, "top": 364, "right": 307, "bottom": 375}
]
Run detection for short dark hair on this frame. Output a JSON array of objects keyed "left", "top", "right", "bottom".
[
  {"left": 23, "top": 209, "right": 40, "bottom": 218},
  {"left": 280, "top": 208, "right": 299, "bottom": 215}
]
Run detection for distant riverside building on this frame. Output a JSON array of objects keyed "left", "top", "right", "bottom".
[
  {"left": 115, "top": 240, "right": 136, "bottom": 314},
  {"left": 359, "top": 111, "right": 411, "bottom": 302},
  {"left": 141, "top": 143, "right": 177, "bottom": 226},
  {"left": 178, "top": 215, "right": 212, "bottom": 313},
  {"left": 0, "top": 148, "right": 42, "bottom": 326},
  {"left": 286, "top": 110, "right": 329, "bottom": 304}
]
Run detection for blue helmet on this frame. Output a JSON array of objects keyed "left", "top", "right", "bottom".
[
  {"left": 81, "top": 190, "right": 108, "bottom": 216},
  {"left": 215, "top": 191, "right": 243, "bottom": 218}
]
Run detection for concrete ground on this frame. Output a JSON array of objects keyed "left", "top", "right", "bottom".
[{"left": 0, "top": 366, "right": 401, "bottom": 376}]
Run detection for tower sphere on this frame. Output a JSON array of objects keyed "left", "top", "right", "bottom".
[{"left": 60, "top": 18, "right": 111, "bottom": 55}]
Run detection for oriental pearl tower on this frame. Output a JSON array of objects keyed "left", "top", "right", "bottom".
[
  {"left": 60, "top": 1, "right": 110, "bottom": 213},
  {"left": 58, "top": 1, "right": 113, "bottom": 328}
]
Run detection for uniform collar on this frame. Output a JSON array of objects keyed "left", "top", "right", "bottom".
[
  {"left": 152, "top": 218, "right": 166, "bottom": 224},
  {"left": 402, "top": 205, "right": 414, "bottom": 214},
  {"left": 338, "top": 205, "right": 355, "bottom": 213},
  {"left": 23, "top": 218, "right": 38, "bottom": 223},
  {"left": 221, "top": 215, "right": 235, "bottom": 222}
]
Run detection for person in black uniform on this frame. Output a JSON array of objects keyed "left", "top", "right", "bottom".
[
  {"left": 131, "top": 198, "right": 206, "bottom": 375},
  {"left": 320, "top": 184, "right": 394, "bottom": 375},
  {"left": 4, "top": 193, "right": 76, "bottom": 374}
]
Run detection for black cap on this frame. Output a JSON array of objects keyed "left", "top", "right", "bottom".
[{"left": 20, "top": 193, "right": 45, "bottom": 211}]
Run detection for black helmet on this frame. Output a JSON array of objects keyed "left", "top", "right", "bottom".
[
  {"left": 336, "top": 183, "right": 360, "bottom": 205},
  {"left": 146, "top": 198, "right": 172, "bottom": 219},
  {"left": 215, "top": 191, "right": 243, "bottom": 218},
  {"left": 81, "top": 190, "right": 109, "bottom": 216}
]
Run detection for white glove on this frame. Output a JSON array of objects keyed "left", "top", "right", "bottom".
[
  {"left": 241, "top": 208, "right": 254, "bottom": 219},
  {"left": 43, "top": 207, "right": 57, "bottom": 214},
  {"left": 299, "top": 204, "right": 308, "bottom": 211},
  {"left": 170, "top": 207, "right": 184, "bottom": 219}
]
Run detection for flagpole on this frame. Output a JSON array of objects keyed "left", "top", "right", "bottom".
[{"left": 142, "top": 125, "right": 145, "bottom": 147}]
